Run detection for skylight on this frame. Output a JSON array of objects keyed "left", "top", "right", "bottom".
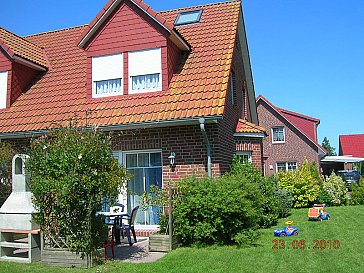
[{"left": 175, "top": 10, "right": 203, "bottom": 26}]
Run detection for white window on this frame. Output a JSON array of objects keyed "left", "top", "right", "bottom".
[
  {"left": 175, "top": 10, "right": 203, "bottom": 26},
  {"left": 92, "top": 53, "right": 123, "bottom": 98},
  {"left": 277, "top": 162, "right": 297, "bottom": 172},
  {"left": 236, "top": 151, "right": 252, "bottom": 163},
  {"left": 272, "top": 126, "right": 285, "bottom": 143},
  {"left": 0, "top": 71, "right": 8, "bottom": 109},
  {"left": 128, "top": 48, "right": 162, "bottom": 94}
]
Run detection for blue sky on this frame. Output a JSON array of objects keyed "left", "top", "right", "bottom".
[{"left": 1, "top": 0, "right": 363, "bottom": 151}]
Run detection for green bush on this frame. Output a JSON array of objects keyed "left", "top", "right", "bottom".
[
  {"left": 276, "top": 159, "right": 321, "bottom": 208},
  {"left": 0, "top": 142, "right": 15, "bottom": 207},
  {"left": 322, "top": 172, "right": 347, "bottom": 205},
  {"left": 173, "top": 174, "right": 263, "bottom": 247},
  {"left": 350, "top": 182, "right": 364, "bottom": 205},
  {"left": 27, "top": 127, "right": 127, "bottom": 258},
  {"left": 173, "top": 158, "right": 290, "bottom": 247},
  {"left": 266, "top": 176, "right": 292, "bottom": 218}
]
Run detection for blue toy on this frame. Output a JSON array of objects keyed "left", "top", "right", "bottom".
[{"left": 274, "top": 221, "right": 299, "bottom": 237}]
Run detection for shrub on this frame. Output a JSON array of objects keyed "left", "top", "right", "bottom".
[
  {"left": 267, "top": 176, "right": 292, "bottom": 218},
  {"left": 350, "top": 181, "right": 364, "bottom": 205},
  {"left": 27, "top": 127, "right": 127, "bottom": 258},
  {"left": 276, "top": 159, "right": 321, "bottom": 208},
  {"left": 322, "top": 172, "right": 347, "bottom": 205},
  {"left": 173, "top": 158, "right": 289, "bottom": 247},
  {"left": 0, "top": 142, "right": 15, "bottom": 207},
  {"left": 173, "top": 173, "right": 264, "bottom": 247}
]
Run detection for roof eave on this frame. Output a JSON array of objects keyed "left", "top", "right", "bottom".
[
  {"left": 233, "top": 132, "right": 266, "bottom": 138},
  {"left": 0, "top": 116, "right": 223, "bottom": 139},
  {"left": 13, "top": 55, "right": 47, "bottom": 71}
]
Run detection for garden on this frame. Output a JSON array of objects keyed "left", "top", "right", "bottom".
[{"left": 1, "top": 127, "right": 364, "bottom": 272}]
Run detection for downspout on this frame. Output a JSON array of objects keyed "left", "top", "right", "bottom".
[{"left": 199, "top": 118, "right": 212, "bottom": 177}]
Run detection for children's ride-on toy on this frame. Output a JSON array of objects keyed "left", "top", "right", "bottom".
[
  {"left": 274, "top": 221, "right": 299, "bottom": 237},
  {"left": 308, "top": 203, "right": 330, "bottom": 221}
]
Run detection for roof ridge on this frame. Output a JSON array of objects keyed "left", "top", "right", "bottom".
[
  {"left": 25, "top": 24, "right": 88, "bottom": 38},
  {"left": 340, "top": 134, "right": 364, "bottom": 137},
  {"left": 159, "top": 0, "right": 240, "bottom": 14},
  {"left": 277, "top": 107, "right": 320, "bottom": 123},
  {"left": 0, "top": 26, "right": 45, "bottom": 50}
]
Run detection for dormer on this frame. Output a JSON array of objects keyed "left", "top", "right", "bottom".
[
  {"left": 0, "top": 27, "right": 48, "bottom": 109},
  {"left": 77, "top": 0, "right": 190, "bottom": 99}
]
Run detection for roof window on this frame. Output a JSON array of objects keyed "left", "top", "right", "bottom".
[{"left": 175, "top": 10, "right": 202, "bottom": 26}]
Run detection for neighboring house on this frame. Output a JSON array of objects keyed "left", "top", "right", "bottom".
[
  {"left": 256, "top": 95, "right": 326, "bottom": 175},
  {"left": 339, "top": 134, "right": 364, "bottom": 157},
  {"left": 338, "top": 134, "right": 364, "bottom": 170},
  {"left": 0, "top": 0, "right": 263, "bottom": 227}
]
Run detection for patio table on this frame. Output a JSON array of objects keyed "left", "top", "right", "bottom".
[{"left": 97, "top": 211, "right": 129, "bottom": 244}]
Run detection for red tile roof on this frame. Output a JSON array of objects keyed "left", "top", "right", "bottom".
[
  {"left": 0, "top": 0, "right": 241, "bottom": 135},
  {"left": 278, "top": 107, "right": 319, "bottom": 144},
  {"left": 0, "top": 27, "right": 48, "bottom": 68},
  {"left": 257, "top": 95, "right": 326, "bottom": 154},
  {"left": 235, "top": 119, "right": 267, "bottom": 135},
  {"left": 339, "top": 134, "right": 364, "bottom": 157}
]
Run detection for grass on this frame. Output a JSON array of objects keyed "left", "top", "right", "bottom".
[{"left": 1, "top": 205, "right": 363, "bottom": 273}]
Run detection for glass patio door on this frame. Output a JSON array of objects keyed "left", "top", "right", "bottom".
[{"left": 124, "top": 150, "right": 162, "bottom": 225}]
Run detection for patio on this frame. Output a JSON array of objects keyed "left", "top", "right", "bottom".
[{"left": 105, "top": 237, "right": 166, "bottom": 263}]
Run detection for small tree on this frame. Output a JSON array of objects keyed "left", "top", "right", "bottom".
[
  {"left": 277, "top": 159, "right": 322, "bottom": 208},
  {"left": 0, "top": 142, "right": 15, "bottom": 206},
  {"left": 322, "top": 137, "right": 337, "bottom": 156},
  {"left": 27, "top": 127, "right": 127, "bottom": 261},
  {"left": 322, "top": 172, "right": 347, "bottom": 205}
]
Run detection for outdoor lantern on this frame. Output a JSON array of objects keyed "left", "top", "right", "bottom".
[{"left": 168, "top": 152, "right": 176, "bottom": 166}]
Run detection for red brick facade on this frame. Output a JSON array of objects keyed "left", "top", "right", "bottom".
[{"left": 257, "top": 99, "right": 321, "bottom": 175}]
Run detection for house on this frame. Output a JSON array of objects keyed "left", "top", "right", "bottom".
[
  {"left": 337, "top": 134, "right": 364, "bottom": 171},
  {"left": 0, "top": 0, "right": 263, "bottom": 227},
  {"left": 339, "top": 134, "right": 364, "bottom": 158},
  {"left": 256, "top": 95, "right": 326, "bottom": 175}
]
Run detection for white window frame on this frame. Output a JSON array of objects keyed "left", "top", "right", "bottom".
[
  {"left": 92, "top": 53, "right": 123, "bottom": 98},
  {"left": 0, "top": 71, "right": 8, "bottom": 109},
  {"left": 272, "top": 126, "right": 285, "bottom": 143},
  {"left": 276, "top": 162, "right": 297, "bottom": 172},
  {"left": 128, "top": 48, "right": 162, "bottom": 94},
  {"left": 236, "top": 151, "right": 252, "bottom": 163}
]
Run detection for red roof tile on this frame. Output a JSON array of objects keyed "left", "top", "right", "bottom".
[
  {"left": 235, "top": 119, "right": 267, "bottom": 135},
  {"left": 339, "top": 134, "right": 364, "bottom": 157},
  {"left": 0, "top": 27, "right": 48, "bottom": 68},
  {"left": 0, "top": 0, "right": 241, "bottom": 134}
]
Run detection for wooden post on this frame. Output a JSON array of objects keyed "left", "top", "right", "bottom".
[{"left": 168, "top": 187, "right": 173, "bottom": 251}]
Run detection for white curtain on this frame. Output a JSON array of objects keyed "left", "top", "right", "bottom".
[
  {"left": 96, "top": 79, "right": 122, "bottom": 95},
  {"left": 132, "top": 74, "right": 160, "bottom": 91}
]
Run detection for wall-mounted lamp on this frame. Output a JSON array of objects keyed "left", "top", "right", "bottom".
[{"left": 168, "top": 152, "right": 176, "bottom": 166}]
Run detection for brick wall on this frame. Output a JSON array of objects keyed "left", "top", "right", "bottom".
[
  {"left": 257, "top": 101, "right": 320, "bottom": 175},
  {"left": 111, "top": 123, "right": 221, "bottom": 182}
]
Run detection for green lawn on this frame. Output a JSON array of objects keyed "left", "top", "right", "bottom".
[{"left": 1, "top": 205, "right": 363, "bottom": 273}]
